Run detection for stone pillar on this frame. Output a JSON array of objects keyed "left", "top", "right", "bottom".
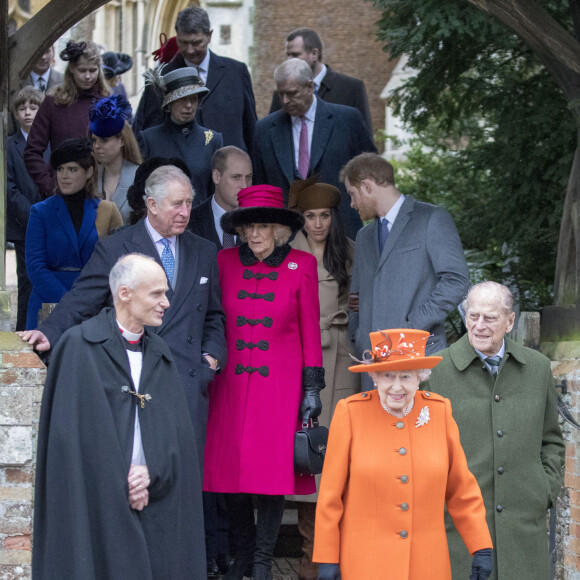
[
  {"left": 0, "top": 333, "right": 46, "bottom": 580},
  {"left": 543, "top": 341, "right": 580, "bottom": 580}
]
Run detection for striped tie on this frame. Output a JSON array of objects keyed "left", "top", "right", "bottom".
[{"left": 485, "top": 355, "right": 501, "bottom": 376}]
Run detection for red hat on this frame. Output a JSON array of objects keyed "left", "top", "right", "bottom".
[
  {"left": 221, "top": 185, "right": 304, "bottom": 234},
  {"left": 348, "top": 329, "right": 442, "bottom": 373}
]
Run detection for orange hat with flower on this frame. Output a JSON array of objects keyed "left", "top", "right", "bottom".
[{"left": 348, "top": 329, "right": 442, "bottom": 373}]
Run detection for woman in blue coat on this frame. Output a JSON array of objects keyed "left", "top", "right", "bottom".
[{"left": 25, "top": 138, "right": 122, "bottom": 329}]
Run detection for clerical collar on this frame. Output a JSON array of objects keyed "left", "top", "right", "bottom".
[{"left": 116, "top": 319, "right": 144, "bottom": 343}]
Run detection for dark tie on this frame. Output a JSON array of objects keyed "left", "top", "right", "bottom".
[
  {"left": 223, "top": 231, "right": 236, "bottom": 249},
  {"left": 298, "top": 115, "right": 309, "bottom": 179},
  {"left": 378, "top": 218, "right": 389, "bottom": 254},
  {"left": 196, "top": 66, "right": 204, "bottom": 85},
  {"left": 485, "top": 355, "right": 501, "bottom": 376},
  {"left": 160, "top": 239, "right": 175, "bottom": 284},
  {"left": 37, "top": 77, "right": 46, "bottom": 92}
]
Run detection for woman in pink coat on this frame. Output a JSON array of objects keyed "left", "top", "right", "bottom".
[{"left": 204, "top": 185, "right": 324, "bottom": 580}]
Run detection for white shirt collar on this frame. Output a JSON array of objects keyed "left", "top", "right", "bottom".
[
  {"left": 313, "top": 64, "right": 327, "bottom": 92},
  {"left": 382, "top": 193, "right": 406, "bottom": 226},
  {"left": 144, "top": 216, "right": 176, "bottom": 249},
  {"left": 291, "top": 95, "right": 317, "bottom": 123},
  {"left": 185, "top": 51, "right": 210, "bottom": 78},
  {"left": 475, "top": 340, "right": 506, "bottom": 361},
  {"left": 20, "top": 128, "right": 29, "bottom": 141},
  {"left": 30, "top": 70, "right": 50, "bottom": 85}
]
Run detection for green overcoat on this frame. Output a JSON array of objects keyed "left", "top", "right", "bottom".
[{"left": 427, "top": 334, "right": 564, "bottom": 580}]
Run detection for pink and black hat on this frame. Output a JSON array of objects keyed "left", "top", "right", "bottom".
[{"left": 221, "top": 185, "right": 304, "bottom": 235}]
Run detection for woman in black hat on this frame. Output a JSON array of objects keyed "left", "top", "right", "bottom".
[
  {"left": 24, "top": 40, "right": 109, "bottom": 197},
  {"left": 24, "top": 138, "right": 122, "bottom": 329},
  {"left": 204, "top": 185, "right": 325, "bottom": 580},
  {"left": 138, "top": 67, "right": 223, "bottom": 205}
]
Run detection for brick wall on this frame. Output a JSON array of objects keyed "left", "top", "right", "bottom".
[
  {"left": 252, "top": 0, "right": 398, "bottom": 146},
  {"left": 0, "top": 334, "right": 46, "bottom": 580},
  {"left": 551, "top": 357, "right": 580, "bottom": 579}
]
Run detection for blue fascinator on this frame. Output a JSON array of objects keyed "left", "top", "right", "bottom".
[{"left": 89, "top": 95, "right": 132, "bottom": 138}]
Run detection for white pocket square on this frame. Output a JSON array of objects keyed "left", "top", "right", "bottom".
[{"left": 200, "top": 277, "right": 208, "bottom": 284}]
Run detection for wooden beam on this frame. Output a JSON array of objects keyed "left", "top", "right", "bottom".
[{"left": 9, "top": 0, "right": 110, "bottom": 93}]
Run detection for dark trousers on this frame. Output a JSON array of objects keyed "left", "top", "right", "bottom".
[
  {"left": 203, "top": 491, "right": 230, "bottom": 558},
  {"left": 225, "top": 493, "right": 285, "bottom": 579},
  {"left": 13, "top": 240, "right": 32, "bottom": 331}
]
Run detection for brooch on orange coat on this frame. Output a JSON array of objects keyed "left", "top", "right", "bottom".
[{"left": 416, "top": 406, "right": 430, "bottom": 428}]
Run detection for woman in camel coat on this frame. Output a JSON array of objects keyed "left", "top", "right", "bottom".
[
  {"left": 288, "top": 179, "right": 359, "bottom": 580},
  {"left": 313, "top": 329, "right": 494, "bottom": 580}
]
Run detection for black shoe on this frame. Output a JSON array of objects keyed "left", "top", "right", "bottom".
[
  {"left": 207, "top": 556, "right": 221, "bottom": 579},
  {"left": 223, "top": 559, "right": 252, "bottom": 580},
  {"left": 217, "top": 554, "right": 234, "bottom": 575}
]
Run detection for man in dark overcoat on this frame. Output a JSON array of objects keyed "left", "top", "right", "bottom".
[
  {"left": 18, "top": 165, "right": 226, "bottom": 470},
  {"left": 32, "top": 254, "right": 206, "bottom": 579},
  {"left": 253, "top": 58, "right": 376, "bottom": 239},
  {"left": 133, "top": 6, "right": 257, "bottom": 153},
  {"left": 268, "top": 27, "right": 372, "bottom": 132},
  {"left": 427, "top": 281, "right": 565, "bottom": 580}
]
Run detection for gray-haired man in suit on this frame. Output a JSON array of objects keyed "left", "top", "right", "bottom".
[{"left": 343, "top": 153, "right": 469, "bottom": 389}]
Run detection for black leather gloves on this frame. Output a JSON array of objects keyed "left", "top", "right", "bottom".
[
  {"left": 300, "top": 366, "right": 325, "bottom": 422},
  {"left": 470, "top": 548, "right": 493, "bottom": 580},
  {"left": 318, "top": 563, "right": 341, "bottom": 579}
]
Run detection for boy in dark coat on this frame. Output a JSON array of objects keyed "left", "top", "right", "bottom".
[
  {"left": 6, "top": 87, "right": 47, "bottom": 330},
  {"left": 32, "top": 254, "right": 206, "bottom": 579}
]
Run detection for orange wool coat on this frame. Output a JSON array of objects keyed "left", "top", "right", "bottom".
[{"left": 313, "top": 390, "right": 493, "bottom": 579}]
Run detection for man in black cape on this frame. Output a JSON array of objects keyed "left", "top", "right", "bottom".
[{"left": 32, "top": 254, "right": 206, "bottom": 579}]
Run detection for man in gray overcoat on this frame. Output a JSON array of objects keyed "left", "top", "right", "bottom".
[
  {"left": 428, "top": 281, "right": 565, "bottom": 579},
  {"left": 343, "top": 153, "right": 469, "bottom": 389}
]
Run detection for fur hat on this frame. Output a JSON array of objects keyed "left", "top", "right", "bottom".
[
  {"left": 221, "top": 185, "right": 304, "bottom": 235},
  {"left": 50, "top": 137, "right": 93, "bottom": 170},
  {"left": 89, "top": 95, "right": 131, "bottom": 138},
  {"left": 348, "top": 329, "right": 442, "bottom": 373},
  {"left": 288, "top": 176, "right": 341, "bottom": 213}
]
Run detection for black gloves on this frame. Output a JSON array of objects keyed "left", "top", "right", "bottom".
[
  {"left": 318, "top": 563, "right": 341, "bottom": 579},
  {"left": 300, "top": 367, "right": 325, "bottom": 422},
  {"left": 470, "top": 548, "right": 493, "bottom": 580}
]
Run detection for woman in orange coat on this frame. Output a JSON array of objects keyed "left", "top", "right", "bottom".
[{"left": 313, "top": 329, "right": 493, "bottom": 580}]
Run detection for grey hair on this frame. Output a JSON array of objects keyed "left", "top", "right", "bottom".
[
  {"left": 369, "top": 368, "right": 432, "bottom": 383},
  {"left": 109, "top": 254, "right": 158, "bottom": 302},
  {"left": 462, "top": 281, "right": 514, "bottom": 316},
  {"left": 144, "top": 165, "right": 193, "bottom": 205},
  {"left": 175, "top": 6, "right": 211, "bottom": 34},
  {"left": 236, "top": 223, "right": 292, "bottom": 246},
  {"left": 274, "top": 58, "right": 313, "bottom": 85}
]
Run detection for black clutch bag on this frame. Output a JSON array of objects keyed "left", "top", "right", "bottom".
[{"left": 294, "top": 418, "right": 329, "bottom": 475}]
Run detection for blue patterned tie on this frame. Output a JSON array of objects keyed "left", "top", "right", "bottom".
[
  {"left": 485, "top": 355, "right": 501, "bottom": 376},
  {"left": 160, "top": 239, "right": 175, "bottom": 284}
]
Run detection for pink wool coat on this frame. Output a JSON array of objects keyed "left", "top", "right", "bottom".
[{"left": 204, "top": 244, "right": 323, "bottom": 495}]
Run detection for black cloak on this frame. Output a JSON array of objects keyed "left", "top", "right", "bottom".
[{"left": 33, "top": 308, "right": 206, "bottom": 579}]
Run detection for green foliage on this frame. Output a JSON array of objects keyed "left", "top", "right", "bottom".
[{"left": 373, "top": 0, "right": 577, "bottom": 310}]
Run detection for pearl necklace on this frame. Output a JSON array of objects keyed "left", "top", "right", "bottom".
[{"left": 380, "top": 397, "right": 415, "bottom": 417}]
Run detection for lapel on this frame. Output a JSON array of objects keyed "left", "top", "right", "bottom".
[
  {"left": 318, "top": 66, "right": 336, "bottom": 99},
  {"left": 377, "top": 196, "right": 415, "bottom": 271},
  {"left": 138, "top": 333, "right": 166, "bottom": 392},
  {"left": 206, "top": 199, "right": 223, "bottom": 250},
  {"left": 14, "top": 131, "right": 26, "bottom": 158},
  {"left": 111, "top": 161, "right": 134, "bottom": 216},
  {"left": 77, "top": 200, "right": 98, "bottom": 251},
  {"left": 270, "top": 112, "right": 297, "bottom": 186},
  {"left": 309, "top": 99, "right": 333, "bottom": 173},
  {"left": 54, "top": 196, "right": 82, "bottom": 261},
  {"left": 158, "top": 231, "right": 199, "bottom": 331},
  {"left": 204, "top": 51, "right": 226, "bottom": 99}
]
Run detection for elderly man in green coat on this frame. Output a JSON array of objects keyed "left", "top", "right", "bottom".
[{"left": 427, "top": 281, "right": 564, "bottom": 579}]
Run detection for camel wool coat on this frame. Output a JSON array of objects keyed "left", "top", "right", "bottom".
[
  {"left": 427, "top": 334, "right": 565, "bottom": 579},
  {"left": 313, "top": 390, "right": 492, "bottom": 579}
]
